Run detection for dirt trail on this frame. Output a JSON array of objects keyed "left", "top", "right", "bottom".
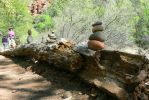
[
  {"left": 0, "top": 55, "right": 115, "bottom": 100},
  {"left": 0, "top": 55, "right": 94, "bottom": 100},
  {"left": 0, "top": 55, "right": 53, "bottom": 100}
]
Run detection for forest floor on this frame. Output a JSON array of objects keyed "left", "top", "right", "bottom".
[{"left": 0, "top": 55, "right": 102, "bottom": 100}]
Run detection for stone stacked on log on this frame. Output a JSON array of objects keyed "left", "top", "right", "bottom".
[
  {"left": 92, "top": 22, "right": 104, "bottom": 33},
  {"left": 46, "top": 32, "right": 57, "bottom": 44},
  {"left": 88, "top": 40, "right": 105, "bottom": 51},
  {"left": 88, "top": 21, "right": 105, "bottom": 51}
]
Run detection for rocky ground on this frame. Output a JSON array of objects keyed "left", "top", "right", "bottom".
[{"left": 0, "top": 55, "right": 115, "bottom": 100}]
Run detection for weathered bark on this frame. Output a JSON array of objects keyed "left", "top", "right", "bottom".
[
  {"left": 0, "top": 43, "right": 83, "bottom": 72},
  {"left": 1, "top": 42, "right": 149, "bottom": 100}
]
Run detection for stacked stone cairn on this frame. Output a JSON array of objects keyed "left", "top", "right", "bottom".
[
  {"left": 46, "top": 32, "right": 57, "bottom": 44},
  {"left": 88, "top": 21, "right": 105, "bottom": 51}
]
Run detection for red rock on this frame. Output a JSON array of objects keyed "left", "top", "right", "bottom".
[{"left": 88, "top": 40, "right": 105, "bottom": 51}]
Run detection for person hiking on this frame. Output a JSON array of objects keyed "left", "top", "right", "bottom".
[
  {"left": 8, "top": 27, "right": 16, "bottom": 49},
  {"left": 27, "top": 29, "right": 33, "bottom": 44},
  {"left": 8, "top": 27, "right": 15, "bottom": 39},
  {"left": 2, "top": 35, "right": 8, "bottom": 51},
  {"left": 9, "top": 38, "right": 16, "bottom": 49}
]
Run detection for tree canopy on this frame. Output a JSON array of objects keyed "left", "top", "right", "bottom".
[
  {"left": 0, "top": 0, "right": 33, "bottom": 42},
  {"left": 0, "top": 0, "right": 149, "bottom": 48}
]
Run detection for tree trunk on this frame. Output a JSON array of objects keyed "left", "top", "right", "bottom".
[{"left": 1, "top": 42, "right": 149, "bottom": 100}]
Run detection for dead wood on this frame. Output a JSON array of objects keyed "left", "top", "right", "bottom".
[{"left": 1, "top": 41, "right": 149, "bottom": 100}]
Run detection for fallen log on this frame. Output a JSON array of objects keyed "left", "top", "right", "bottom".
[
  {"left": 0, "top": 42, "right": 83, "bottom": 72},
  {"left": 1, "top": 41, "right": 149, "bottom": 100}
]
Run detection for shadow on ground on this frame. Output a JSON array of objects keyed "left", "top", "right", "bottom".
[{"left": 7, "top": 56, "right": 117, "bottom": 100}]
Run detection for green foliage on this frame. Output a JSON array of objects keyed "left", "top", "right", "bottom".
[
  {"left": 48, "top": 0, "right": 137, "bottom": 47},
  {"left": 0, "top": 0, "right": 33, "bottom": 43},
  {"left": 47, "top": 0, "right": 149, "bottom": 49},
  {"left": 131, "top": 0, "right": 149, "bottom": 48},
  {"left": 34, "top": 14, "right": 54, "bottom": 32},
  {"left": 46, "top": 0, "right": 69, "bottom": 17},
  {"left": 49, "top": 0, "right": 101, "bottom": 42}
]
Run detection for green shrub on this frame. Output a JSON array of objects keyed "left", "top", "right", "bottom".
[{"left": 34, "top": 15, "right": 54, "bottom": 32}]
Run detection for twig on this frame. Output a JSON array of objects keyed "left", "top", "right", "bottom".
[
  {"left": 66, "top": 15, "right": 73, "bottom": 38},
  {"left": 105, "top": 15, "right": 118, "bottom": 30},
  {"left": 66, "top": 18, "right": 84, "bottom": 39},
  {"left": 62, "top": 23, "right": 66, "bottom": 38}
]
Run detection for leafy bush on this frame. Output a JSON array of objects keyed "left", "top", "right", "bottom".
[
  {"left": 34, "top": 14, "right": 54, "bottom": 32},
  {"left": 0, "top": 0, "right": 33, "bottom": 43},
  {"left": 49, "top": 0, "right": 136, "bottom": 48},
  {"left": 132, "top": 0, "right": 149, "bottom": 48}
]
